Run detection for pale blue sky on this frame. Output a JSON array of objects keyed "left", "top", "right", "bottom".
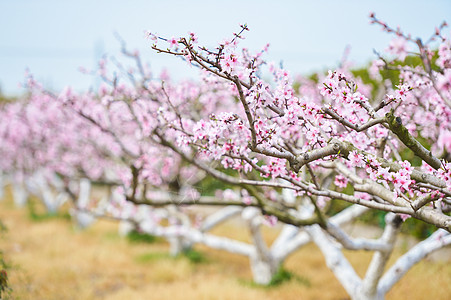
[{"left": 0, "top": 0, "right": 450, "bottom": 96}]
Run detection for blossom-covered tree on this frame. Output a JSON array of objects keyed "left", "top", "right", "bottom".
[
  {"left": 142, "top": 14, "right": 451, "bottom": 298},
  {"left": 0, "top": 13, "right": 450, "bottom": 299}
]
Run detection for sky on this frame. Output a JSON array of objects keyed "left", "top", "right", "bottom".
[{"left": 0, "top": 0, "right": 450, "bottom": 96}]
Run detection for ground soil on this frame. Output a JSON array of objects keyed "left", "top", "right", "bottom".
[{"left": 0, "top": 190, "right": 450, "bottom": 300}]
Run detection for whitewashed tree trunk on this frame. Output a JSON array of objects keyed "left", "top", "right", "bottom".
[
  {"left": 20, "top": 171, "right": 69, "bottom": 214},
  {"left": 12, "top": 181, "right": 27, "bottom": 207},
  {"left": 378, "top": 229, "right": 451, "bottom": 295},
  {"left": 118, "top": 220, "right": 135, "bottom": 236},
  {"left": 49, "top": 173, "right": 69, "bottom": 208},
  {"left": 272, "top": 205, "right": 369, "bottom": 264},
  {"left": 249, "top": 205, "right": 368, "bottom": 285},
  {"left": 140, "top": 225, "right": 253, "bottom": 257},
  {"left": 357, "top": 214, "right": 402, "bottom": 300},
  {"left": 33, "top": 172, "right": 58, "bottom": 213},
  {"left": 72, "top": 179, "right": 96, "bottom": 229},
  {"left": 167, "top": 206, "right": 193, "bottom": 256},
  {"left": 200, "top": 206, "right": 241, "bottom": 232},
  {"left": 307, "top": 225, "right": 362, "bottom": 297},
  {"left": 307, "top": 210, "right": 451, "bottom": 300},
  {"left": 243, "top": 207, "right": 278, "bottom": 284},
  {"left": 249, "top": 251, "right": 278, "bottom": 285},
  {"left": 168, "top": 234, "right": 192, "bottom": 256},
  {"left": 0, "top": 172, "right": 5, "bottom": 200}
]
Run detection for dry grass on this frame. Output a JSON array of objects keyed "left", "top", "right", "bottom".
[{"left": 0, "top": 189, "right": 450, "bottom": 300}]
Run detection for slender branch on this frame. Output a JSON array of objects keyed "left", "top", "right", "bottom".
[
  {"left": 416, "top": 183, "right": 451, "bottom": 197},
  {"left": 291, "top": 139, "right": 349, "bottom": 172},
  {"left": 378, "top": 229, "right": 451, "bottom": 294},
  {"left": 323, "top": 107, "right": 386, "bottom": 132},
  {"left": 326, "top": 221, "right": 391, "bottom": 251},
  {"left": 411, "top": 193, "right": 435, "bottom": 211},
  {"left": 126, "top": 195, "right": 258, "bottom": 208},
  {"left": 232, "top": 76, "right": 257, "bottom": 148},
  {"left": 254, "top": 144, "right": 295, "bottom": 160},
  {"left": 248, "top": 215, "right": 272, "bottom": 263},
  {"left": 273, "top": 204, "right": 369, "bottom": 262},
  {"left": 306, "top": 225, "right": 362, "bottom": 296},
  {"left": 200, "top": 206, "right": 242, "bottom": 232},
  {"left": 360, "top": 214, "right": 402, "bottom": 298},
  {"left": 385, "top": 110, "right": 441, "bottom": 169}
]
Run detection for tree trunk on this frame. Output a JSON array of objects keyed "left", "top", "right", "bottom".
[
  {"left": 249, "top": 253, "right": 278, "bottom": 285},
  {"left": 168, "top": 236, "right": 192, "bottom": 256},
  {"left": 12, "top": 182, "right": 27, "bottom": 207}
]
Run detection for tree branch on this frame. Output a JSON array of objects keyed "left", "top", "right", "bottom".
[
  {"left": 385, "top": 110, "right": 441, "bottom": 169},
  {"left": 378, "top": 229, "right": 451, "bottom": 294}
]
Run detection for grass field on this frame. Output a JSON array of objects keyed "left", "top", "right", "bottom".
[{"left": 0, "top": 189, "right": 450, "bottom": 300}]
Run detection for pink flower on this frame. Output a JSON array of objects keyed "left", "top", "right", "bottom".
[
  {"left": 355, "top": 192, "right": 371, "bottom": 201},
  {"left": 437, "top": 129, "right": 451, "bottom": 154},
  {"left": 437, "top": 69, "right": 451, "bottom": 91},
  {"left": 398, "top": 213, "right": 411, "bottom": 221},
  {"left": 263, "top": 215, "right": 278, "bottom": 227},
  {"left": 221, "top": 56, "right": 233, "bottom": 74},
  {"left": 377, "top": 166, "right": 391, "bottom": 181},
  {"left": 369, "top": 59, "right": 384, "bottom": 80},
  {"left": 349, "top": 151, "right": 365, "bottom": 168},
  {"left": 168, "top": 37, "right": 178, "bottom": 48},
  {"left": 334, "top": 174, "right": 348, "bottom": 188},
  {"left": 220, "top": 55, "right": 238, "bottom": 74},
  {"left": 241, "top": 189, "right": 252, "bottom": 205},
  {"left": 386, "top": 38, "right": 408, "bottom": 61},
  {"left": 261, "top": 157, "right": 287, "bottom": 179},
  {"left": 395, "top": 83, "right": 412, "bottom": 100},
  {"left": 399, "top": 160, "right": 413, "bottom": 174},
  {"left": 188, "top": 31, "right": 198, "bottom": 43}
]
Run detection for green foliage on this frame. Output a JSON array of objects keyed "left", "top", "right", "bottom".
[
  {"left": 338, "top": 54, "right": 441, "bottom": 238},
  {"left": 398, "top": 148, "right": 423, "bottom": 167},
  {"left": 180, "top": 249, "right": 207, "bottom": 264},
  {"left": 401, "top": 217, "right": 436, "bottom": 239},
  {"left": 26, "top": 199, "right": 70, "bottom": 222},
  {"left": 307, "top": 72, "right": 319, "bottom": 83},
  {"left": 350, "top": 53, "right": 429, "bottom": 101},
  {"left": 268, "top": 268, "right": 294, "bottom": 286},
  {"left": 0, "top": 91, "right": 17, "bottom": 104},
  {"left": 0, "top": 220, "right": 7, "bottom": 234},
  {"left": 326, "top": 199, "right": 352, "bottom": 217},
  {"left": 0, "top": 253, "right": 9, "bottom": 298},
  {"left": 397, "top": 134, "right": 432, "bottom": 167},
  {"left": 135, "top": 249, "right": 207, "bottom": 264},
  {"left": 0, "top": 221, "right": 11, "bottom": 298},
  {"left": 359, "top": 210, "right": 387, "bottom": 228},
  {"left": 195, "top": 168, "right": 236, "bottom": 196},
  {"left": 351, "top": 68, "right": 380, "bottom": 100},
  {"left": 135, "top": 252, "right": 171, "bottom": 263},
  {"left": 240, "top": 268, "right": 311, "bottom": 288},
  {"left": 0, "top": 264, "right": 9, "bottom": 298},
  {"left": 292, "top": 81, "right": 301, "bottom": 93},
  {"left": 126, "top": 230, "right": 160, "bottom": 244},
  {"left": 332, "top": 205, "right": 436, "bottom": 239},
  {"left": 326, "top": 184, "right": 354, "bottom": 217}
]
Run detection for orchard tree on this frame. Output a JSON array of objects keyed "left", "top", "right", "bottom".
[
  {"left": 140, "top": 14, "right": 451, "bottom": 298},
  {"left": 0, "top": 49, "right": 335, "bottom": 284},
  {"left": 145, "top": 18, "right": 451, "bottom": 231},
  {"left": 0, "top": 13, "right": 450, "bottom": 299}
]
